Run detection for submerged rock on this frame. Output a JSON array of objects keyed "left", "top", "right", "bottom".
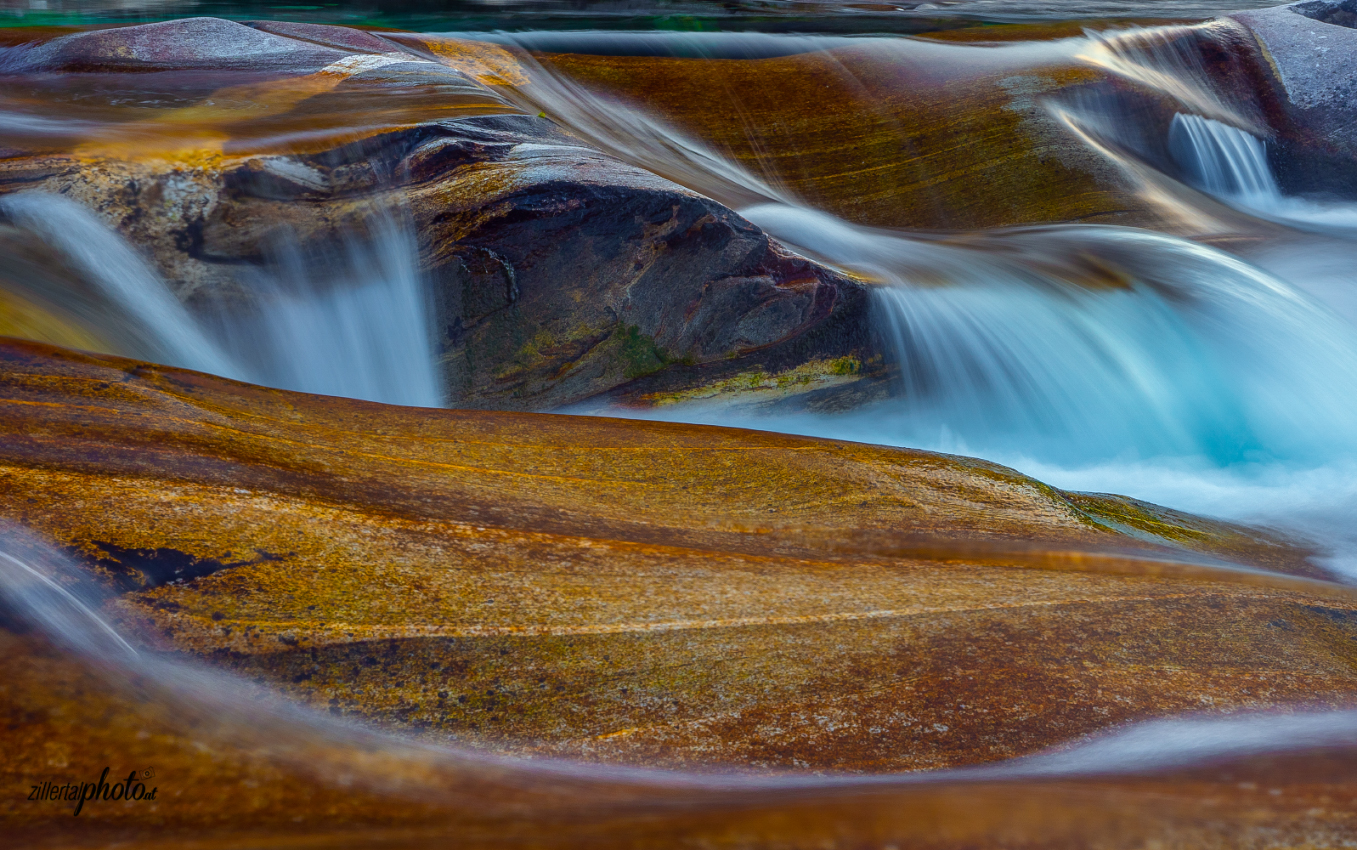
[{"left": 0, "top": 340, "right": 1352, "bottom": 775}]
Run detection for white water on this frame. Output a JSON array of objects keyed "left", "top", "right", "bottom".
[
  {"left": 0, "top": 193, "right": 442, "bottom": 408},
  {"left": 742, "top": 204, "right": 1357, "bottom": 465}
]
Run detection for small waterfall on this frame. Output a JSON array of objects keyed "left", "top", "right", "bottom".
[
  {"left": 1168, "top": 112, "right": 1280, "bottom": 199},
  {"left": 0, "top": 193, "right": 443, "bottom": 408},
  {"left": 741, "top": 203, "right": 1357, "bottom": 466},
  {"left": 202, "top": 214, "right": 443, "bottom": 408},
  {"left": 1166, "top": 112, "right": 1357, "bottom": 232},
  {"left": 0, "top": 193, "right": 236, "bottom": 376}
]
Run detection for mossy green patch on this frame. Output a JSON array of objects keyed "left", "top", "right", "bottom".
[
  {"left": 640, "top": 356, "right": 862, "bottom": 407},
  {"left": 617, "top": 324, "right": 669, "bottom": 380}
]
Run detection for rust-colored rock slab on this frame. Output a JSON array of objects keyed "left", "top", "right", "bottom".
[
  {"left": 4, "top": 614, "right": 1357, "bottom": 849},
  {"left": 0, "top": 339, "right": 1352, "bottom": 778},
  {"left": 522, "top": 19, "right": 1280, "bottom": 237},
  {"left": 530, "top": 41, "right": 1143, "bottom": 230}
]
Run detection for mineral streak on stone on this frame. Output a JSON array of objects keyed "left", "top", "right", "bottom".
[{"left": 1, "top": 339, "right": 1354, "bottom": 776}]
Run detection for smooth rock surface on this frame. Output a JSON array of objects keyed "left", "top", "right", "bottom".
[
  {"left": 0, "top": 339, "right": 1351, "bottom": 775},
  {"left": 3, "top": 617, "right": 1357, "bottom": 848},
  {"left": 13, "top": 17, "right": 352, "bottom": 73},
  {"left": 531, "top": 38, "right": 1159, "bottom": 230}
]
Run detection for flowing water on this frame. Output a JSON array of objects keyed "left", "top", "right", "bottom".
[
  {"left": 5, "top": 8, "right": 1357, "bottom": 826},
  {"left": 3, "top": 25, "right": 1355, "bottom": 563},
  {"left": 0, "top": 193, "right": 443, "bottom": 407},
  {"left": 2, "top": 18, "right": 1356, "bottom": 560},
  {"left": 494, "top": 24, "right": 1357, "bottom": 576}
]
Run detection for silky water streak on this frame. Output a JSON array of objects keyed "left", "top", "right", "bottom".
[{"left": 0, "top": 192, "right": 442, "bottom": 408}]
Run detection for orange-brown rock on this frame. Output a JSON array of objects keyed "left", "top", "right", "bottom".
[
  {"left": 530, "top": 38, "right": 1137, "bottom": 230},
  {"left": 8, "top": 615, "right": 1357, "bottom": 850},
  {"left": 525, "top": 19, "right": 1281, "bottom": 234},
  {"left": 0, "top": 338, "right": 1354, "bottom": 780},
  {"left": 4, "top": 619, "right": 1357, "bottom": 849}
]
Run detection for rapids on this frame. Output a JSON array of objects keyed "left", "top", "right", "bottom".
[{"left": 4, "top": 11, "right": 1357, "bottom": 840}]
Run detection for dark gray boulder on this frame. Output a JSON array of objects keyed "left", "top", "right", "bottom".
[{"left": 1231, "top": 1, "right": 1357, "bottom": 198}]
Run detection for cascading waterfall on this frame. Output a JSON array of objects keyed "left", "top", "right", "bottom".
[
  {"left": 1168, "top": 112, "right": 1280, "bottom": 199},
  {"left": 1168, "top": 111, "right": 1357, "bottom": 231},
  {"left": 4, "top": 22, "right": 1357, "bottom": 568},
  {"left": 0, "top": 193, "right": 443, "bottom": 408}
]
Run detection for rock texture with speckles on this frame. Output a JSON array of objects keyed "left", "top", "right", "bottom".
[
  {"left": 1, "top": 339, "right": 1354, "bottom": 777},
  {"left": 1232, "top": 1, "right": 1357, "bottom": 196}
]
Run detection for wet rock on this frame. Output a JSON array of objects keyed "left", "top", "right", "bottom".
[
  {"left": 1231, "top": 1, "right": 1357, "bottom": 197},
  {"left": 4, "top": 623, "right": 1357, "bottom": 848},
  {"left": 186, "top": 111, "right": 874, "bottom": 408},
  {"left": 535, "top": 41, "right": 1161, "bottom": 231},
  {"left": 14, "top": 17, "right": 351, "bottom": 74},
  {"left": 0, "top": 340, "right": 1350, "bottom": 775}
]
